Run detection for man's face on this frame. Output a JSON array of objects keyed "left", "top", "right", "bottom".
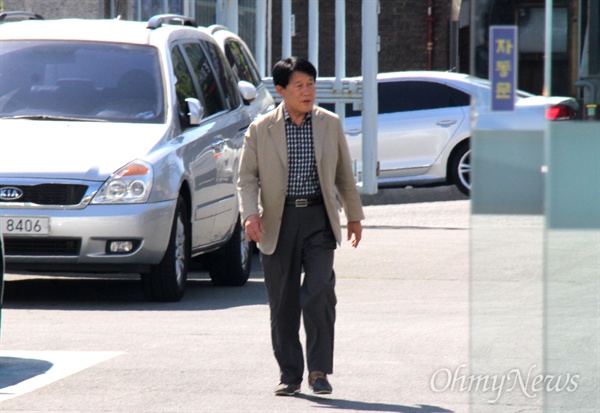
[{"left": 276, "top": 71, "right": 316, "bottom": 118}]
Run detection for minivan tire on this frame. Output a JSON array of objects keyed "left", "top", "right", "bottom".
[
  {"left": 203, "top": 217, "right": 251, "bottom": 287},
  {"left": 142, "top": 197, "right": 190, "bottom": 302}
]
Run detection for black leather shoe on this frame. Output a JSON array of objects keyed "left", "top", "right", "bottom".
[
  {"left": 308, "top": 371, "right": 332, "bottom": 394},
  {"left": 274, "top": 382, "right": 301, "bottom": 396}
]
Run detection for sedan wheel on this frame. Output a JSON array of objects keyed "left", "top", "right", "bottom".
[{"left": 450, "top": 143, "right": 471, "bottom": 196}]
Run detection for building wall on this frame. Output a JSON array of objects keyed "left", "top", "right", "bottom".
[
  {"left": 2, "top": 0, "right": 105, "bottom": 19},
  {"left": 271, "top": 0, "right": 451, "bottom": 77}
]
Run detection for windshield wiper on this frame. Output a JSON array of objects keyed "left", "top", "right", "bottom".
[{"left": 2, "top": 114, "right": 107, "bottom": 122}]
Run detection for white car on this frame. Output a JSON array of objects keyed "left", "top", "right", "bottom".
[
  {"left": 0, "top": 14, "right": 259, "bottom": 301},
  {"left": 343, "top": 71, "right": 578, "bottom": 195},
  {"left": 208, "top": 25, "right": 275, "bottom": 120}
]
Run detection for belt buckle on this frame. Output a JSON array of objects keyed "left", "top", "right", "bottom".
[{"left": 295, "top": 199, "right": 308, "bottom": 207}]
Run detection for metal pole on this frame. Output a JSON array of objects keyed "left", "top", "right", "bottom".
[
  {"left": 216, "top": 0, "right": 225, "bottom": 27},
  {"left": 282, "top": 0, "right": 292, "bottom": 58},
  {"left": 256, "top": 0, "right": 267, "bottom": 77},
  {"left": 544, "top": 0, "right": 553, "bottom": 96},
  {"left": 469, "top": 0, "right": 475, "bottom": 75},
  {"left": 226, "top": 0, "right": 238, "bottom": 34},
  {"left": 186, "top": 0, "right": 195, "bottom": 20},
  {"left": 308, "top": 0, "right": 319, "bottom": 72},
  {"left": 136, "top": 0, "right": 142, "bottom": 21},
  {"left": 426, "top": 0, "right": 434, "bottom": 70},
  {"left": 361, "top": 0, "right": 378, "bottom": 195},
  {"left": 268, "top": 0, "right": 273, "bottom": 72},
  {"left": 335, "top": 0, "right": 346, "bottom": 119}
]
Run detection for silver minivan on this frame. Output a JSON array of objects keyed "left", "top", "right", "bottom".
[{"left": 0, "top": 14, "right": 257, "bottom": 301}]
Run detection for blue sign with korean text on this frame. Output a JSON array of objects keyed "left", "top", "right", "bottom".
[{"left": 489, "top": 26, "right": 517, "bottom": 111}]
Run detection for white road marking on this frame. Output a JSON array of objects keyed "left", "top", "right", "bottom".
[{"left": 0, "top": 350, "right": 123, "bottom": 402}]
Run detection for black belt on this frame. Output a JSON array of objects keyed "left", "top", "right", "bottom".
[{"left": 285, "top": 195, "right": 323, "bottom": 207}]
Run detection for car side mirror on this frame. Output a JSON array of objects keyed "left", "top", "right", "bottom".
[
  {"left": 237, "top": 80, "right": 257, "bottom": 104},
  {"left": 185, "top": 97, "right": 204, "bottom": 125}
]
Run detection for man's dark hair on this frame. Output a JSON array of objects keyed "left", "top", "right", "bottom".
[{"left": 272, "top": 57, "right": 317, "bottom": 89}]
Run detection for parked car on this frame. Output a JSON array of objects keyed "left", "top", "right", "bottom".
[
  {"left": 341, "top": 71, "right": 578, "bottom": 195},
  {"left": 208, "top": 24, "right": 275, "bottom": 120},
  {"left": 0, "top": 14, "right": 259, "bottom": 301}
]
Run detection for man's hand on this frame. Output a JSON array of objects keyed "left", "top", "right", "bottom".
[
  {"left": 244, "top": 214, "right": 265, "bottom": 243},
  {"left": 347, "top": 221, "right": 362, "bottom": 248}
]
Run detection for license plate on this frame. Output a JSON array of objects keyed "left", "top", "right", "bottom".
[{"left": 1, "top": 216, "right": 50, "bottom": 235}]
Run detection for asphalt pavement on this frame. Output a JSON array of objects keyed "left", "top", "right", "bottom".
[
  {"left": 0, "top": 185, "right": 472, "bottom": 413},
  {"left": 2, "top": 185, "right": 592, "bottom": 413}
]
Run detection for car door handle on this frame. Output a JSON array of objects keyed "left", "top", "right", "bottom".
[
  {"left": 436, "top": 120, "right": 457, "bottom": 127},
  {"left": 211, "top": 137, "right": 226, "bottom": 157},
  {"left": 345, "top": 129, "right": 362, "bottom": 136},
  {"left": 211, "top": 136, "right": 227, "bottom": 147}
]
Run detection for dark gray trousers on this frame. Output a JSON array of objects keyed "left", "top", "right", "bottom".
[{"left": 260, "top": 203, "right": 337, "bottom": 385}]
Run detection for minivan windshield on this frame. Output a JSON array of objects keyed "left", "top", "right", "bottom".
[{"left": 0, "top": 41, "right": 164, "bottom": 123}]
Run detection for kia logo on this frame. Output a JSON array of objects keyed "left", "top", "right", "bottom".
[{"left": 0, "top": 187, "right": 24, "bottom": 201}]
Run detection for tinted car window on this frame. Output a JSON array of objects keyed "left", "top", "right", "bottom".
[
  {"left": 183, "top": 43, "right": 226, "bottom": 117},
  {"left": 0, "top": 41, "right": 164, "bottom": 123},
  {"left": 224, "top": 40, "right": 260, "bottom": 86},
  {"left": 378, "top": 81, "right": 470, "bottom": 114},
  {"left": 323, "top": 79, "right": 471, "bottom": 118},
  {"left": 198, "top": 41, "right": 241, "bottom": 111},
  {"left": 171, "top": 45, "right": 199, "bottom": 126}
]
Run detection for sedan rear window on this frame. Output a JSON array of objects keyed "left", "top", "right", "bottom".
[
  {"left": 0, "top": 41, "right": 164, "bottom": 123},
  {"left": 378, "top": 81, "right": 470, "bottom": 114}
]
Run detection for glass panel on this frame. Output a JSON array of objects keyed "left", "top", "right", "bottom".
[
  {"left": 544, "top": 122, "right": 600, "bottom": 413},
  {"left": 543, "top": 3, "right": 599, "bottom": 411},
  {"left": 470, "top": 5, "right": 547, "bottom": 409},
  {"left": 470, "top": 126, "right": 546, "bottom": 412},
  {"left": 472, "top": 3, "right": 600, "bottom": 412}
]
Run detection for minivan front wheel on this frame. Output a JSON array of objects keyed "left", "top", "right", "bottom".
[
  {"left": 142, "top": 197, "right": 190, "bottom": 302},
  {"left": 450, "top": 142, "right": 471, "bottom": 196}
]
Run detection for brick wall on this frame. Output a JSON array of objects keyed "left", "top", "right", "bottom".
[{"left": 271, "top": 0, "right": 451, "bottom": 77}]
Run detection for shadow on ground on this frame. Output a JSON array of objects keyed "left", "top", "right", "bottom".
[
  {"left": 361, "top": 185, "right": 468, "bottom": 206},
  {"left": 299, "top": 393, "right": 455, "bottom": 413},
  {"left": 0, "top": 357, "right": 53, "bottom": 389}
]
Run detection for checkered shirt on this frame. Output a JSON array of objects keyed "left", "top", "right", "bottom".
[{"left": 283, "top": 107, "right": 321, "bottom": 197}]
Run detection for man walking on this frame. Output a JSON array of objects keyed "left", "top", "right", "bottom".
[{"left": 237, "top": 57, "right": 364, "bottom": 396}]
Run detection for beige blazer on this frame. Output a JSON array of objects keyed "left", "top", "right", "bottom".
[{"left": 238, "top": 103, "right": 365, "bottom": 255}]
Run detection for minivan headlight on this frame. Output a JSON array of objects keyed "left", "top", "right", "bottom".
[{"left": 92, "top": 160, "right": 153, "bottom": 204}]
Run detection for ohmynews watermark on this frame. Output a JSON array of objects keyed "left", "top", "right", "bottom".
[{"left": 430, "top": 364, "right": 579, "bottom": 404}]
